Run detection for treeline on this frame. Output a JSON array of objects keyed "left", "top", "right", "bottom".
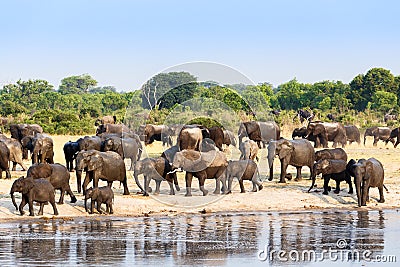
[{"left": 1, "top": 68, "right": 399, "bottom": 135}]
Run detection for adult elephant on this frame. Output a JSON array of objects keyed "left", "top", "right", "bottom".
[
  {"left": 345, "top": 125, "right": 361, "bottom": 145},
  {"left": 10, "top": 124, "right": 43, "bottom": 159},
  {"left": 267, "top": 139, "right": 315, "bottom": 183},
  {"left": 0, "top": 141, "right": 11, "bottom": 178},
  {"left": 306, "top": 122, "right": 347, "bottom": 148},
  {"left": 177, "top": 126, "right": 204, "bottom": 151},
  {"left": 144, "top": 124, "right": 173, "bottom": 146},
  {"left": 95, "top": 115, "right": 117, "bottom": 126},
  {"left": 0, "top": 135, "right": 27, "bottom": 171},
  {"left": 347, "top": 158, "right": 386, "bottom": 207},
  {"left": 27, "top": 163, "right": 77, "bottom": 204},
  {"left": 315, "top": 148, "right": 347, "bottom": 162},
  {"left": 63, "top": 141, "right": 80, "bottom": 172},
  {"left": 77, "top": 136, "right": 102, "bottom": 151},
  {"left": 102, "top": 136, "right": 142, "bottom": 170},
  {"left": 364, "top": 126, "right": 392, "bottom": 146},
  {"left": 292, "top": 127, "right": 307, "bottom": 139},
  {"left": 75, "top": 150, "right": 129, "bottom": 195},
  {"left": 172, "top": 149, "right": 228, "bottom": 196},
  {"left": 96, "top": 123, "right": 131, "bottom": 136},
  {"left": 31, "top": 134, "right": 54, "bottom": 164},
  {"left": 238, "top": 121, "right": 280, "bottom": 148},
  {"left": 385, "top": 127, "right": 400, "bottom": 148},
  {"left": 133, "top": 157, "right": 180, "bottom": 196},
  {"left": 208, "top": 126, "right": 224, "bottom": 151}
]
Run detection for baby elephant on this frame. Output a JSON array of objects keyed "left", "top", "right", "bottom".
[
  {"left": 85, "top": 186, "right": 114, "bottom": 214},
  {"left": 10, "top": 177, "right": 58, "bottom": 216},
  {"left": 309, "top": 159, "right": 353, "bottom": 195},
  {"left": 225, "top": 160, "right": 263, "bottom": 193}
]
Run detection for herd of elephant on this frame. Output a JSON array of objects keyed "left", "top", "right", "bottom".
[{"left": 0, "top": 119, "right": 392, "bottom": 216}]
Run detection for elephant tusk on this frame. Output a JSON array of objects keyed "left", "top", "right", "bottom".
[{"left": 168, "top": 168, "right": 182, "bottom": 174}]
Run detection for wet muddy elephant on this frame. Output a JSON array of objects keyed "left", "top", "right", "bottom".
[
  {"left": 172, "top": 149, "right": 228, "bottom": 196},
  {"left": 10, "top": 177, "right": 58, "bottom": 216},
  {"left": 75, "top": 150, "right": 129, "bottom": 195},
  {"left": 268, "top": 139, "right": 315, "bottom": 183},
  {"left": 347, "top": 158, "right": 386, "bottom": 207}
]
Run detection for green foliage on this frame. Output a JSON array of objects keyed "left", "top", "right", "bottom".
[
  {"left": 187, "top": 117, "right": 222, "bottom": 128},
  {"left": 59, "top": 74, "right": 98, "bottom": 94},
  {"left": 370, "top": 91, "right": 398, "bottom": 112}
]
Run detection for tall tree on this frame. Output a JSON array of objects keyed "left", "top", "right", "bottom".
[{"left": 59, "top": 74, "right": 97, "bottom": 94}]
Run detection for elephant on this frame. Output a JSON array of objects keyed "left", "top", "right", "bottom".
[
  {"left": 10, "top": 177, "right": 58, "bottom": 216},
  {"left": 10, "top": 123, "right": 43, "bottom": 159},
  {"left": 144, "top": 124, "right": 173, "bottom": 146},
  {"left": 200, "top": 138, "right": 218, "bottom": 152},
  {"left": 96, "top": 123, "right": 130, "bottom": 136},
  {"left": 292, "top": 127, "right": 307, "bottom": 139},
  {"left": 315, "top": 148, "right": 347, "bottom": 162},
  {"left": 306, "top": 122, "right": 347, "bottom": 148},
  {"left": 327, "top": 113, "right": 336, "bottom": 121},
  {"left": 95, "top": 115, "right": 117, "bottom": 126},
  {"left": 84, "top": 186, "right": 114, "bottom": 214},
  {"left": 133, "top": 157, "right": 180, "bottom": 196},
  {"left": 238, "top": 121, "right": 280, "bottom": 148},
  {"left": 308, "top": 159, "right": 353, "bottom": 195},
  {"left": 0, "top": 141, "right": 11, "bottom": 179},
  {"left": 384, "top": 113, "right": 397, "bottom": 123},
  {"left": 364, "top": 126, "right": 393, "bottom": 146},
  {"left": 0, "top": 135, "right": 27, "bottom": 171},
  {"left": 77, "top": 136, "right": 102, "bottom": 151},
  {"left": 225, "top": 159, "right": 262, "bottom": 193},
  {"left": 208, "top": 126, "right": 224, "bottom": 151},
  {"left": 267, "top": 138, "right": 315, "bottom": 183},
  {"left": 172, "top": 149, "right": 228, "bottom": 196},
  {"left": 385, "top": 127, "right": 400, "bottom": 148},
  {"left": 102, "top": 136, "right": 142, "bottom": 170},
  {"left": 293, "top": 109, "right": 314, "bottom": 123},
  {"left": 345, "top": 125, "right": 361, "bottom": 145},
  {"left": 27, "top": 163, "right": 77, "bottom": 204},
  {"left": 346, "top": 158, "right": 386, "bottom": 207},
  {"left": 223, "top": 130, "right": 236, "bottom": 147},
  {"left": 63, "top": 141, "right": 80, "bottom": 172},
  {"left": 239, "top": 140, "right": 259, "bottom": 161},
  {"left": 177, "top": 126, "right": 204, "bottom": 151},
  {"left": 31, "top": 134, "right": 54, "bottom": 164},
  {"left": 75, "top": 150, "right": 129, "bottom": 195},
  {"left": 161, "top": 145, "right": 180, "bottom": 163}
]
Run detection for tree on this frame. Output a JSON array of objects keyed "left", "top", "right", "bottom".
[
  {"left": 140, "top": 72, "right": 197, "bottom": 110},
  {"left": 370, "top": 90, "right": 397, "bottom": 112},
  {"left": 59, "top": 74, "right": 98, "bottom": 94},
  {"left": 276, "top": 79, "right": 304, "bottom": 110}
]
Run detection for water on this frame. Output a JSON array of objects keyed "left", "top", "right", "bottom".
[{"left": 0, "top": 210, "right": 398, "bottom": 266}]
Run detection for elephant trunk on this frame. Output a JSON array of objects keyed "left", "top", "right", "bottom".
[
  {"left": 133, "top": 171, "right": 144, "bottom": 193},
  {"left": 355, "top": 176, "right": 362, "bottom": 207},
  {"left": 173, "top": 173, "right": 180, "bottom": 191},
  {"left": 10, "top": 192, "right": 18, "bottom": 211},
  {"left": 76, "top": 170, "right": 82, "bottom": 194},
  {"left": 363, "top": 132, "right": 368, "bottom": 146},
  {"left": 84, "top": 195, "right": 89, "bottom": 212}
]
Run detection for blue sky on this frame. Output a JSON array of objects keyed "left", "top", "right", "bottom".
[{"left": 1, "top": 0, "right": 399, "bottom": 91}]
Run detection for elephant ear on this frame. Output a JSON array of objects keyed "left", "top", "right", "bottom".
[
  {"left": 314, "top": 124, "right": 325, "bottom": 135},
  {"left": 278, "top": 140, "right": 293, "bottom": 159},
  {"left": 22, "top": 178, "right": 35, "bottom": 194},
  {"left": 365, "top": 161, "right": 373, "bottom": 180},
  {"left": 88, "top": 154, "right": 103, "bottom": 171}
]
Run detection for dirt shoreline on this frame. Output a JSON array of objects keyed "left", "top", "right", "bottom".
[{"left": 0, "top": 135, "right": 399, "bottom": 223}]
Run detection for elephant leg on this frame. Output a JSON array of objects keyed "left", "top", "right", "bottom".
[
  {"left": 294, "top": 167, "right": 302, "bottom": 181},
  {"left": 334, "top": 180, "right": 340, "bottom": 194},
  {"left": 82, "top": 172, "right": 91, "bottom": 195},
  {"left": 38, "top": 203, "right": 44, "bottom": 216},
  {"left": 58, "top": 189, "right": 65, "bottom": 204},
  {"left": 168, "top": 181, "right": 175, "bottom": 195},
  {"left": 252, "top": 173, "right": 263, "bottom": 191},
  {"left": 373, "top": 137, "right": 378, "bottom": 146},
  {"left": 12, "top": 162, "right": 17, "bottom": 171},
  {"left": 97, "top": 202, "right": 102, "bottom": 214},
  {"left": 66, "top": 186, "right": 77, "bottom": 203},
  {"left": 346, "top": 177, "right": 353, "bottom": 194},
  {"left": 76, "top": 170, "right": 82, "bottom": 194},
  {"left": 322, "top": 176, "right": 330, "bottom": 195},
  {"left": 109, "top": 203, "right": 114, "bottom": 214},
  {"left": 5, "top": 169, "right": 11, "bottom": 179},
  {"left": 238, "top": 179, "right": 245, "bottom": 193},
  {"left": 198, "top": 173, "right": 208, "bottom": 196},
  {"left": 395, "top": 140, "right": 400, "bottom": 148},
  {"left": 378, "top": 186, "right": 385, "bottom": 203},
  {"left": 129, "top": 157, "right": 135, "bottom": 171},
  {"left": 279, "top": 160, "right": 288, "bottom": 183},
  {"left": 49, "top": 199, "right": 58, "bottom": 215},
  {"left": 28, "top": 199, "right": 35, "bottom": 216},
  {"left": 213, "top": 177, "right": 221, "bottom": 194},
  {"left": 143, "top": 176, "right": 150, "bottom": 196},
  {"left": 185, "top": 172, "right": 193, "bottom": 197},
  {"left": 268, "top": 165, "right": 273, "bottom": 181},
  {"left": 19, "top": 196, "right": 27, "bottom": 216},
  {"left": 154, "top": 180, "right": 161, "bottom": 195},
  {"left": 90, "top": 200, "right": 95, "bottom": 214},
  {"left": 173, "top": 173, "right": 180, "bottom": 191}
]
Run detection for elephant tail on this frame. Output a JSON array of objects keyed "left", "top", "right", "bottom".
[{"left": 383, "top": 184, "right": 389, "bottom": 192}]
